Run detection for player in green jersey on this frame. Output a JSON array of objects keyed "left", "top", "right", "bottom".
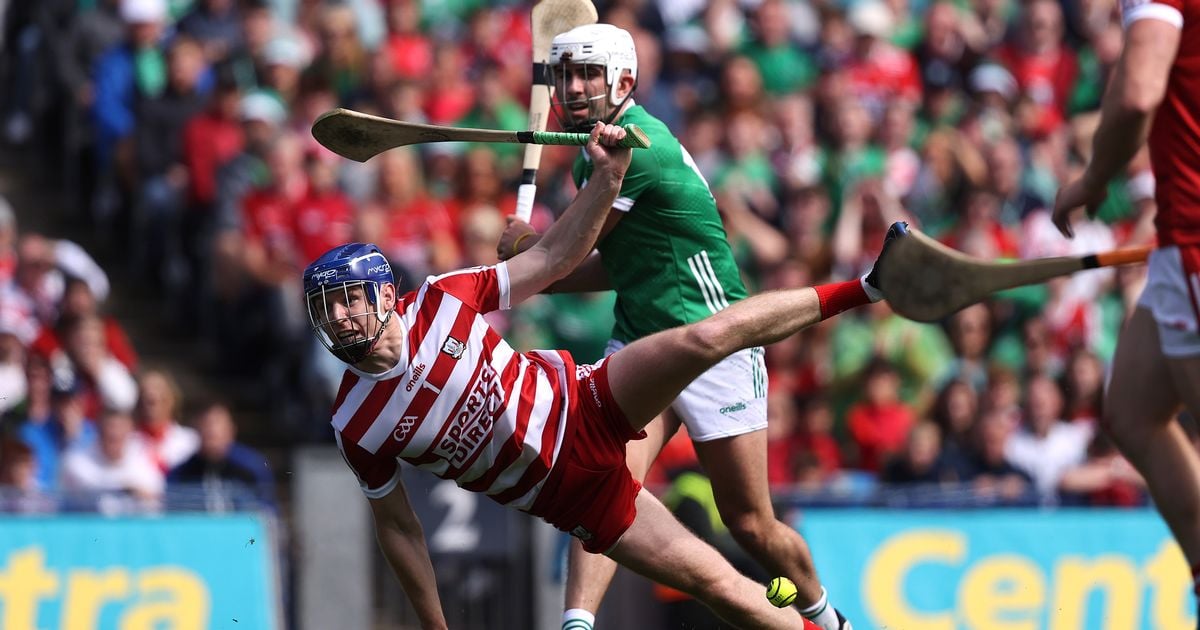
[{"left": 499, "top": 23, "right": 852, "bottom": 630}]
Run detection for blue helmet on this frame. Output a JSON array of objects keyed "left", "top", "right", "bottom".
[{"left": 303, "top": 243, "right": 398, "bottom": 364}]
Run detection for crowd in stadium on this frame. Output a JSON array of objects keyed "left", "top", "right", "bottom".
[{"left": 0, "top": 0, "right": 1167, "bottom": 511}]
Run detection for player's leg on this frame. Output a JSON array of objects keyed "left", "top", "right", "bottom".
[
  {"left": 1103, "top": 308, "right": 1200, "bottom": 563},
  {"left": 668, "top": 348, "right": 847, "bottom": 629},
  {"left": 606, "top": 488, "right": 811, "bottom": 630},
  {"left": 562, "top": 413, "right": 679, "bottom": 628},
  {"left": 694, "top": 432, "right": 845, "bottom": 629},
  {"left": 605, "top": 221, "right": 904, "bottom": 432}
]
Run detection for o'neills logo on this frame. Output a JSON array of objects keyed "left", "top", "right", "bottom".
[
  {"left": 406, "top": 363, "right": 426, "bottom": 391},
  {"left": 392, "top": 415, "right": 418, "bottom": 441}
]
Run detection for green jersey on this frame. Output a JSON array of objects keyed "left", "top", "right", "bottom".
[{"left": 572, "top": 105, "right": 748, "bottom": 342}]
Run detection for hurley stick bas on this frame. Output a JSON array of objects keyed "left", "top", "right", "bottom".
[
  {"left": 311, "top": 108, "right": 649, "bottom": 162},
  {"left": 877, "top": 227, "right": 1151, "bottom": 322},
  {"left": 517, "top": 0, "right": 599, "bottom": 221}
]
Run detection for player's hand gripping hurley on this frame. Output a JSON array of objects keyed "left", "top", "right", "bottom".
[{"left": 517, "top": 0, "right": 599, "bottom": 221}]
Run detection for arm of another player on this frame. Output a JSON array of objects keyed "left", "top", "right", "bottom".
[
  {"left": 506, "top": 124, "right": 631, "bottom": 305},
  {"left": 498, "top": 213, "right": 621, "bottom": 293},
  {"left": 1052, "top": 17, "right": 1181, "bottom": 238},
  {"left": 369, "top": 481, "right": 448, "bottom": 630}
]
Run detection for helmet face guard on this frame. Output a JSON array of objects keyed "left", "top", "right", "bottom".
[
  {"left": 548, "top": 61, "right": 628, "bottom": 133},
  {"left": 306, "top": 280, "right": 393, "bottom": 364},
  {"left": 302, "top": 243, "right": 397, "bottom": 365}
]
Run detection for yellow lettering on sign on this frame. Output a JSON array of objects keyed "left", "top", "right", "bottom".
[
  {"left": 1145, "top": 540, "right": 1192, "bottom": 630},
  {"left": 120, "top": 568, "right": 210, "bottom": 630},
  {"left": 0, "top": 547, "right": 59, "bottom": 630},
  {"left": 64, "top": 569, "right": 131, "bottom": 630},
  {"left": 1049, "top": 556, "right": 1139, "bottom": 630},
  {"left": 862, "top": 530, "right": 962, "bottom": 630},
  {"left": 959, "top": 555, "right": 1044, "bottom": 630}
]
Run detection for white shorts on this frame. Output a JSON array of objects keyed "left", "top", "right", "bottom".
[
  {"left": 604, "top": 339, "right": 769, "bottom": 442},
  {"left": 1137, "top": 245, "right": 1200, "bottom": 357}
]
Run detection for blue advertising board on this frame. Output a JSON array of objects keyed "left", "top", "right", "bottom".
[
  {"left": 798, "top": 509, "right": 1193, "bottom": 630},
  {"left": 0, "top": 514, "right": 280, "bottom": 630}
]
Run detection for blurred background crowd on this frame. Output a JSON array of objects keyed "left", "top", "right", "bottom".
[{"left": 0, "top": 0, "right": 1172, "bottom": 522}]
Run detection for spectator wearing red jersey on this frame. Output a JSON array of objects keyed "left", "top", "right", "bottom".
[
  {"left": 382, "top": 0, "right": 432, "bottom": 80},
  {"left": 422, "top": 42, "right": 475, "bottom": 125},
  {"left": 847, "top": 358, "right": 916, "bottom": 472},
  {"left": 240, "top": 131, "right": 307, "bottom": 283},
  {"left": 181, "top": 69, "right": 244, "bottom": 211},
  {"left": 29, "top": 276, "right": 139, "bottom": 371},
  {"left": 358, "top": 147, "right": 460, "bottom": 283},
  {"left": 996, "top": 0, "right": 1078, "bottom": 138},
  {"left": 292, "top": 148, "right": 353, "bottom": 266},
  {"left": 844, "top": 0, "right": 923, "bottom": 120}
]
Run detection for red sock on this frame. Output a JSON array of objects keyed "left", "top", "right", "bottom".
[{"left": 815, "top": 279, "right": 870, "bottom": 320}]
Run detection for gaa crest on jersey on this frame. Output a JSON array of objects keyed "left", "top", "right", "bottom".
[
  {"left": 392, "top": 415, "right": 418, "bottom": 442},
  {"left": 441, "top": 336, "right": 466, "bottom": 359}
]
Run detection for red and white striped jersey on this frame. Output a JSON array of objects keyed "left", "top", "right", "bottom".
[{"left": 331, "top": 263, "right": 576, "bottom": 512}]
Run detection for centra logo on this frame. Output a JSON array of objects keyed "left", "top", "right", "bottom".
[{"left": 719, "top": 402, "right": 747, "bottom": 415}]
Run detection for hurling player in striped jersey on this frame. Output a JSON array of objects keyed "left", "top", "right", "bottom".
[{"left": 306, "top": 121, "right": 901, "bottom": 629}]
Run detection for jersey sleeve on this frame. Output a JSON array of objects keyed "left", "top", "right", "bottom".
[
  {"left": 427, "top": 263, "right": 512, "bottom": 312},
  {"left": 612, "top": 144, "right": 662, "bottom": 212},
  {"left": 1120, "top": 0, "right": 1183, "bottom": 28},
  {"left": 336, "top": 431, "right": 402, "bottom": 499}
]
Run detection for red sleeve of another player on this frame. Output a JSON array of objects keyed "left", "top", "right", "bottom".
[
  {"left": 336, "top": 432, "right": 401, "bottom": 498},
  {"left": 429, "top": 265, "right": 507, "bottom": 313}
]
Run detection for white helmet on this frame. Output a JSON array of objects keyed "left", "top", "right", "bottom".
[
  {"left": 550, "top": 24, "right": 639, "bottom": 88},
  {"left": 548, "top": 24, "right": 638, "bottom": 130}
]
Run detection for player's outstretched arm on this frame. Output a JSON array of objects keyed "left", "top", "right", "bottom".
[
  {"left": 1052, "top": 18, "right": 1180, "bottom": 237},
  {"left": 369, "top": 480, "right": 448, "bottom": 630},
  {"left": 507, "top": 123, "right": 631, "bottom": 305}
]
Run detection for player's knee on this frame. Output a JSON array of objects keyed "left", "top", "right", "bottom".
[{"left": 725, "top": 510, "right": 774, "bottom": 551}]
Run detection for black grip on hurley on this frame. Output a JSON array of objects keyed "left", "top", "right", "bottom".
[{"left": 532, "top": 62, "right": 552, "bottom": 85}]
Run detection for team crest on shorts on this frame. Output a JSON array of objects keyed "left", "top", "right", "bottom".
[
  {"left": 441, "top": 336, "right": 466, "bottom": 359},
  {"left": 570, "top": 525, "right": 594, "bottom": 541}
]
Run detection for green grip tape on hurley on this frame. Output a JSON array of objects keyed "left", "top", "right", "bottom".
[{"left": 522, "top": 124, "right": 651, "bottom": 149}]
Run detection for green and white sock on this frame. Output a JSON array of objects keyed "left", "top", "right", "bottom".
[
  {"left": 799, "top": 587, "right": 840, "bottom": 630},
  {"left": 562, "top": 608, "right": 595, "bottom": 630}
]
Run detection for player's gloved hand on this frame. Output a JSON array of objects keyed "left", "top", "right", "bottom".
[
  {"left": 585, "top": 122, "right": 633, "bottom": 180},
  {"left": 498, "top": 217, "right": 538, "bottom": 260}
]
